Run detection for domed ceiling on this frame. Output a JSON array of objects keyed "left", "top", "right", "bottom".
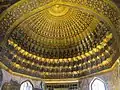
[{"left": 0, "top": 0, "right": 120, "bottom": 82}]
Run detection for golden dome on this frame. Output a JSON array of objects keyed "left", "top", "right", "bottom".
[{"left": 0, "top": 0, "right": 120, "bottom": 82}]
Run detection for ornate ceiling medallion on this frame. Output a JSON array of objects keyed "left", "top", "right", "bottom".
[{"left": 48, "top": 4, "right": 70, "bottom": 16}]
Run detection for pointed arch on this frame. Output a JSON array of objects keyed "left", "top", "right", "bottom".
[
  {"left": 89, "top": 77, "right": 106, "bottom": 90},
  {"left": 20, "top": 80, "right": 33, "bottom": 90}
]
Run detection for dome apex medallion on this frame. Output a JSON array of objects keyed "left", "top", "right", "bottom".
[{"left": 48, "top": 4, "right": 70, "bottom": 16}]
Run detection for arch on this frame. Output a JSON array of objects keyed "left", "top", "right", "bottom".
[
  {"left": 20, "top": 80, "right": 33, "bottom": 90},
  {"left": 89, "top": 77, "right": 106, "bottom": 90}
]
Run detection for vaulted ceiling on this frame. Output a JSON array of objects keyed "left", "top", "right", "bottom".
[{"left": 0, "top": 0, "right": 120, "bottom": 82}]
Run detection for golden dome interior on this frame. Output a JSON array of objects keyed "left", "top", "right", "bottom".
[{"left": 0, "top": 0, "right": 120, "bottom": 82}]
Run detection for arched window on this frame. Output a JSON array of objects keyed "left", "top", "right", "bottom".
[
  {"left": 20, "top": 81, "right": 33, "bottom": 90},
  {"left": 90, "top": 77, "right": 106, "bottom": 90}
]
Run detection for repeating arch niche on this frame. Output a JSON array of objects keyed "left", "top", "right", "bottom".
[
  {"left": 20, "top": 80, "right": 33, "bottom": 90},
  {"left": 90, "top": 77, "right": 107, "bottom": 90}
]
